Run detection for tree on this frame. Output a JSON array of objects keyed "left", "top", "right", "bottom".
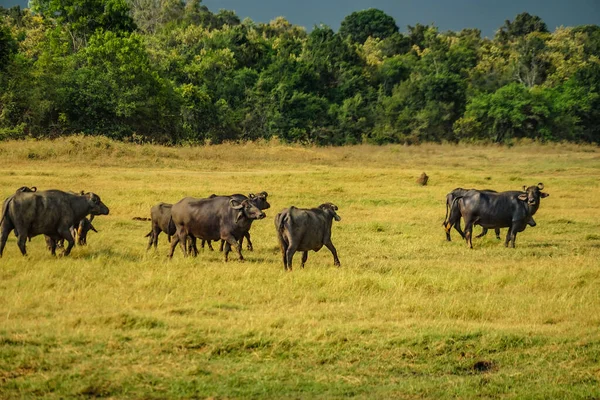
[
  {"left": 496, "top": 12, "right": 548, "bottom": 42},
  {"left": 0, "top": 20, "right": 17, "bottom": 72},
  {"left": 61, "top": 31, "right": 180, "bottom": 141},
  {"left": 511, "top": 32, "right": 551, "bottom": 88},
  {"left": 30, "top": 0, "right": 136, "bottom": 51},
  {"left": 454, "top": 83, "right": 550, "bottom": 142},
  {"left": 339, "top": 8, "right": 398, "bottom": 44}
]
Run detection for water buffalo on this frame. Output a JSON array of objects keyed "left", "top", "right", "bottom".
[
  {"left": 443, "top": 188, "right": 500, "bottom": 241},
  {"left": 200, "top": 192, "right": 270, "bottom": 252},
  {"left": 168, "top": 196, "right": 266, "bottom": 261},
  {"left": 144, "top": 202, "right": 210, "bottom": 252},
  {"left": 0, "top": 190, "right": 109, "bottom": 256},
  {"left": 75, "top": 216, "right": 98, "bottom": 246},
  {"left": 145, "top": 202, "right": 175, "bottom": 250},
  {"left": 458, "top": 183, "right": 549, "bottom": 249},
  {"left": 275, "top": 203, "right": 341, "bottom": 271}
]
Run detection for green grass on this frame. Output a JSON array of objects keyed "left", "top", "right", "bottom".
[{"left": 1, "top": 137, "right": 599, "bottom": 398}]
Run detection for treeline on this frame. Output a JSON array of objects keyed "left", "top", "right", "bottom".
[{"left": 1, "top": 1, "right": 599, "bottom": 145}]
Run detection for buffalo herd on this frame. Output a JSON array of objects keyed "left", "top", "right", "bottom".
[{"left": 0, "top": 182, "right": 550, "bottom": 269}]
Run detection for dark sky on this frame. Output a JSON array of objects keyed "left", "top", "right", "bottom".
[{"left": 2, "top": 0, "right": 598, "bottom": 38}]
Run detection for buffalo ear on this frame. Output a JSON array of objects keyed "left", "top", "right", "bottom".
[
  {"left": 537, "top": 183, "right": 544, "bottom": 190},
  {"left": 248, "top": 193, "right": 256, "bottom": 199},
  {"left": 541, "top": 192, "right": 549, "bottom": 198},
  {"left": 518, "top": 194, "right": 528, "bottom": 201},
  {"left": 522, "top": 185, "right": 527, "bottom": 191},
  {"left": 259, "top": 191, "right": 268, "bottom": 197},
  {"left": 235, "top": 211, "right": 243, "bottom": 224},
  {"left": 80, "top": 190, "right": 85, "bottom": 195},
  {"left": 229, "top": 199, "right": 243, "bottom": 210}
]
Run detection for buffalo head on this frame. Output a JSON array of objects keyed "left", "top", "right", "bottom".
[
  {"left": 230, "top": 198, "right": 265, "bottom": 223},
  {"left": 519, "top": 183, "right": 549, "bottom": 207},
  {"left": 16, "top": 186, "right": 37, "bottom": 193},
  {"left": 84, "top": 192, "right": 110, "bottom": 216},
  {"left": 248, "top": 191, "right": 270, "bottom": 210},
  {"left": 319, "top": 203, "right": 341, "bottom": 221}
]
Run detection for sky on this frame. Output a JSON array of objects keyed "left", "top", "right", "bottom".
[{"left": 1, "top": 0, "right": 599, "bottom": 38}]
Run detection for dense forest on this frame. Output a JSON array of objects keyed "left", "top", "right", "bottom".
[{"left": 1, "top": 1, "right": 599, "bottom": 145}]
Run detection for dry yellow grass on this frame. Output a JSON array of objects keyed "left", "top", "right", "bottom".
[{"left": 0, "top": 137, "right": 599, "bottom": 398}]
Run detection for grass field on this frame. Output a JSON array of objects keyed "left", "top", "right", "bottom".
[{"left": 1, "top": 137, "right": 599, "bottom": 399}]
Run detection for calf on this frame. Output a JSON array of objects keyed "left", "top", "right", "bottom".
[{"left": 275, "top": 203, "right": 341, "bottom": 271}]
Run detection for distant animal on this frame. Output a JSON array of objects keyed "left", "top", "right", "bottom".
[
  {"left": 457, "top": 183, "right": 549, "bottom": 248},
  {"left": 416, "top": 172, "right": 429, "bottom": 186},
  {"left": 169, "top": 196, "right": 266, "bottom": 261},
  {"left": 200, "top": 192, "right": 270, "bottom": 252},
  {"left": 443, "top": 188, "right": 500, "bottom": 241},
  {"left": 274, "top": 203, "right": 341, "bottom": 271},
  {"left": 1, "top": 189, "right": 109, "bottom": 256}
]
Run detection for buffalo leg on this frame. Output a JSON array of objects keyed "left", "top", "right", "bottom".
[
  {"left": 324, "top": 241, "right": 341, "bottom": 267},
  {"left": 201, "top": 240, "right": 215, "bottom": 251},
  {"left": 49, "top": 238, "right": 57, "bottom": 256},
  {"left": 16, "top": 232, "right": 27, "bottom": 256},
  {"left": 301, "top": 251, "right": 308, "bottom": 268},
  {"left": 444, "top": 221, "right": 453, "bottom": 241},
  {"left": 495, "top": 228, "right": 501, "bottom": 240},
  {"left": 146, "top": 233, "right": 153, "bottom": 250},
  {"left": 0, "top": 221, "right": 14, "bottom": 257},
  {"left": 219, "top": 240, "right": 225, "bottom": 252},
  {"left": 60, "top": 228, "right": 76, "bottom": 256},
  {"left": 245, "top": 232, "right": 253, "bottom": 251},
  {"left": 285, "top": 243, "right": 297, "bottom": 271},
  {"left": 464, "top": 221, "right": 474, "bottom": 249},
  {"left": 188, "top": 236, "right": 199, "bottom": 257},
  {"left": 277, "top": 235, "right": 289, "bottom": 271},
  {"left": 179, "top": 231, "right": 189, "bottom": 257},
  {"left": 223, "top": 235, "right": 242, "bottom": 262},
  {"left": 505, "top": 226, "right": 518, "bottom": 248},
  {"left": 168, "top": 235, "right": 180, "bottom": 258},
  {"left": 453, "top": 220, "right": 466, "bottom": 240},
  {"left": 475, "top": 228, "right": 488, "bottom": 238}
]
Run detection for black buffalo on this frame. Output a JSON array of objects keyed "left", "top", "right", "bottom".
[
  {"left": 275, "top": 203, "right": 341, "bottom": 271},
  {"left": 443, "top": 188, "right": 500, "bottom": 241},
  {"left": 145, "top": 202, "right": 176, "bottom": 250},
  {"left": 168, "top": 196, "right": 266, "bottom": 261},
  {"left": 458, "top": 183, "right": 549, "bottom": 248},
  {"left": 201, "top": 192, "right": 270, "bottom": 252},
  {"left": 0, "top": 189, "right": 109, "bottom": 256}
]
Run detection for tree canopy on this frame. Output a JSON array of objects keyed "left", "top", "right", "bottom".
[{"left": 0, "top": 3, "right": 598, "bottom": 144}]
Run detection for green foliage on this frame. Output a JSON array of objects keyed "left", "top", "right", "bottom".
[
  {"left": 0, "top": 7, "right": 598, "bottom": 144},
  {"left": 455, "top": 83, "right": 550, "bottom": 142},
  {"left": 339, "top": 8, "right": 398, "bottom": 44},
  {"left": 496, "top": 12, "right": 549, "bottom": 42},
  {"left": 60, "top": 31, "right": 180, "bottom": 141}
]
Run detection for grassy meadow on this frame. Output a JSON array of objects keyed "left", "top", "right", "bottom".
[{"left": 0, "top": 137, "right": 599, "bottom": 399}]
